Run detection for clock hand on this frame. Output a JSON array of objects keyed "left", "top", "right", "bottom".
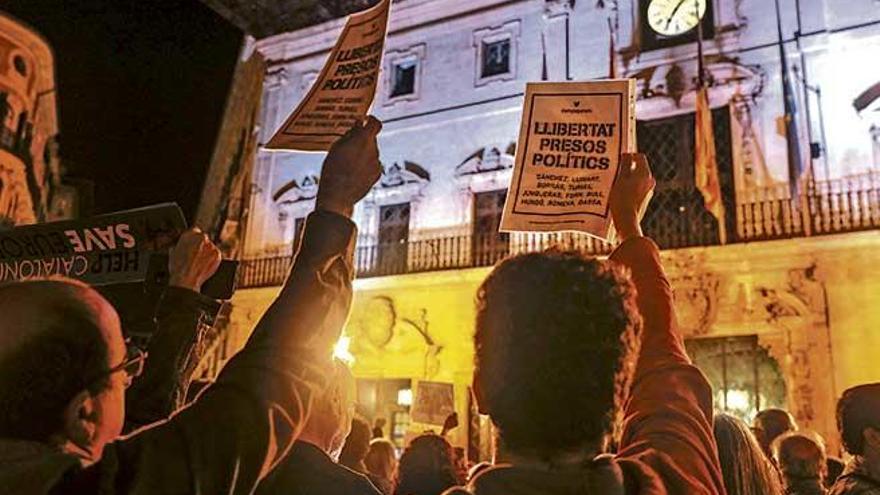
[{"left": 665, "top": 0, "right": 690, "bottom": 29}]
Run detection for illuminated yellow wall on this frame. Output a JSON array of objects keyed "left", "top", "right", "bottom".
[{"left": 222, "top": 230, "right": 880, "bottom": 457}]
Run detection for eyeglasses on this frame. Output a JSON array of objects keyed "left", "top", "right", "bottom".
[{"left": 94, "top": 342, "right": 148, "bottom": 389}]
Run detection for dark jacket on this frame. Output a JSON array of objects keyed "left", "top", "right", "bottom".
[
  {"left": 124, "top": 286, "right": 222, "bottom": 432},
  {"left": 456, "top": 237, "right": 726, "bottom": 495},
  {"left": 829, "top": 458, "right": 880, "bottom": 495},
  {"left": 256, "top": 441, "right": 382, "bottom": 495},
  {"left": 784, "top": 477, "right": 827, "bottom": 495},
  {"left": 0, "top": 210, "right": 356, "bottom": 495}
]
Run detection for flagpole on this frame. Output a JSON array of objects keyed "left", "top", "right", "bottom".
[
  {"left": 774, "top": 0, "right": 812, "bottom": 235},
  {"left": 695, "top": 0, "right": 705, "bottom": 88}
]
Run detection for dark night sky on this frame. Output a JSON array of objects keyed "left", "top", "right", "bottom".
[{"left": 4, "top": 0, "right": 243, "bottom": 222}]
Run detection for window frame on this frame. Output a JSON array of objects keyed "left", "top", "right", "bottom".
[
  {"left": 473, "top": 20, "right": 520, "bottom": 87},
  {"left": 384, "top": 44, "right": 426, "bottom": 106}
]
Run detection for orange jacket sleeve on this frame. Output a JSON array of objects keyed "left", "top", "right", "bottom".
[{"left": 611, "top": 237, "right": 726, "bottom": 495}]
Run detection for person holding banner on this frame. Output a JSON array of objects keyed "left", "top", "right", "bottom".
[
  {"left": 123, "top": 227, "right": 223, "bottom": 432},
  {"left": 0, "top": 116, "right": 383, "bottom": 494},
  {"left": 460, "top": 153, "right": 725, "bottom": 495}
]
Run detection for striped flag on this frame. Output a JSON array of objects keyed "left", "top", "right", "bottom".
[{"left": 695, "top": 87, "right": 727, "bottom": 244}]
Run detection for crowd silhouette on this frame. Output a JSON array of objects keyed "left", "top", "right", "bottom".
[{"left": 0, "top": 117, "right": 878, "bottom": 495}]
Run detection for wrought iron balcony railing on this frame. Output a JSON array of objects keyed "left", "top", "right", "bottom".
[{"left": 237, "top": 173, "right": 880, "bottom": 289}]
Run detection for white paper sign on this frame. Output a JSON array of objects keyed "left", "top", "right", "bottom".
[
  {"left": 501, "top": 80, "right": 636, "bottom": 240},
  {"left": 266, "top": 0, "right": 391, "bottom": 151}
]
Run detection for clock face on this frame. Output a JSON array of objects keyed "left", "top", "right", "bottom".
[{"left": 647, "top": 0, "right": 707, "bottom": 37}]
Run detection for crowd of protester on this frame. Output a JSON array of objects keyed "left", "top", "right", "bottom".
[{"left": 0, "top": 116, "right": 878, "bottom": 494}]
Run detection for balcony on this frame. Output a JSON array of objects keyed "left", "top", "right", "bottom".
[{"left": 237, "top": 172, "right": 880, "bottom": 289}]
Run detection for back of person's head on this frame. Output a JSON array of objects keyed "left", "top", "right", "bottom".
[
  {"left": 754, "top": 408, "right": 798, "bottom": 456},
  {"left": 772, "top": 431, "right": 827, "bottom": 485},
  {"left": 299, "top": 360, "right": 356, "bottom": 458},
  {"left": 0, "top": 279, "right": 125, "bottom": 460},
  {"left": 473, "top": 250, "right": 640, "bottom": 459},
  {"left": 394, "top": 434, "right": 462, "bottom": 495},
  {"left": 339, "top": 415, "right": 373, "bottom": 471},
  {"left": 837, "top": 383, "right": 880, "bottom": 456},
  {"left": 365, "top": 438, "right": 398, "bottom": 481},
  {"left": 714, "top": 413, "right": 784, "bottom": 495}
]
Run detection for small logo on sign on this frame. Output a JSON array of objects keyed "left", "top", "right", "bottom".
[{"left": 573, "top": 101, "right": 581, "bottom": 107}]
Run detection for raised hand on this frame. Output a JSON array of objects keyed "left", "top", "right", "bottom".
[
  {"left": 609, "top": 152, "right": 655, "bottom": 242},
  {"left": 315, "top": 116, "right": 383, "bottom": 218},
  {"left": 168, "top": 228, "right": 222, "bottom": 292}
]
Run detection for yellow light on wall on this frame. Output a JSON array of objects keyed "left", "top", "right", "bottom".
[
  {"left": 397, "top": 388, "right": 413, "bottom": 407},
  {"left": 333, "top": 335, "right": 355, "bottom": 365}
]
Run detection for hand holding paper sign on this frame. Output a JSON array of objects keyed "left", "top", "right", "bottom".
[
  {"left": 609, "top": 153, "right": 655, "bottom": 242},
  {"left": 316, "top": 116, "right": 383, "bottom": 218},
  {"left": 168, "top": 228, "right": 222, "bottom": 292},
  {"left": 266, "top": 0, "right": 391, "bottom": 151}
]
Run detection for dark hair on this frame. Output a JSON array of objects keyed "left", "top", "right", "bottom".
[
  {"left": 474, "top": 250, "right": 640, "bottom": 457},
  {"left": 753, "top": 408, "right": 797, "bottom": 455},
  {"left": 0, "top": 281, "right": 111, "bottom": 442},
  {"left": 837, "top": 383, "right": 880, "bottom": 455},
  {"left": 394, "top": 434, "right": 462, "bottom": 495},
  {"left": 339, "top": 415, "right": 372, "bottom": 470},
  {"left": 714, "top": 413, "right": 783, "bottom": 495},
  {"left": 772, "top": 431, "right": 826, "bottom": 481}
]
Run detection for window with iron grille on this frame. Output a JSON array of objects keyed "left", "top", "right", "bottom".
[
  {"left": 685, "top": 335, "right": 787, "bottom": 422},
  {"left": 472, "top": 190, "right": 510, "bottom": 266},
  {"left": 636, "top": 107, "right": 736, "bottom": 249}
]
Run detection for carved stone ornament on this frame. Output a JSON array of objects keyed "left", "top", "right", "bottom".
[
  {"left": 377, "top": 161, "right": 431, "bottom": 189},
  {"left": 352, "top": 295, "right": 444, "bottom": 378},
  {"left": 666, "top": 251, "right": 721, "bottom": 336},
  {"left": 272, "top": 174, "right": 319, "bottom": 204},
  {"left": 455, "top": 145, "right": 515, "bottom": 177}
]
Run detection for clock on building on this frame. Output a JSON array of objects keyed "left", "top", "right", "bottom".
[{"left": 640, "top": 0, "right": 715, "bottom": 51}]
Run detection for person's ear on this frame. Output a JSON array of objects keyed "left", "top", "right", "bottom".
[
  {"left": 472, "top": 376, "right": 490, "bottom": 415},
  {"left": 62, "top": 389, "right": 100, "bottom": 458}
]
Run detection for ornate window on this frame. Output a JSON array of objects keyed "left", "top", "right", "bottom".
[
  {"left": 360, "top": 161, "right": 430, "bottom": 275},
  {"left": 473, "top": 21, "right": 520, "bottom": 87},
  {"left": 685, "top": 335, "right": 786, "bottom": 422}
]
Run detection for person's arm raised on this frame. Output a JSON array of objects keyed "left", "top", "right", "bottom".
[
  {"left": 104, "top": 117, "right": 384, "bottom": 495},
  {"left": 608, "top": 153, "right": 689, "bottom": 374},
  {"left": 124, "top": 228, "right": 222, "bottom": 431},
  {"left": 609, "top": 153, "right": 724, "bottom": 495},
  {"left": 245, "top": 115, "right": 382, "bottom": 356}
]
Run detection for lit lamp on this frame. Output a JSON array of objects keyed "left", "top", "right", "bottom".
[
  {"left": 397, "top": 388, "right": 413, "bottom": 407},
  {"left": 333, "top": 336, "right": 355, "bottom": 365}
]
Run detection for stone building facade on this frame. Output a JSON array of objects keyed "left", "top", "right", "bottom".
[
  {"left": 201, "top": 0, "right": 880, "bottom": 458},
  {"left": 0, "top": 13, "right": 73, "bottom": 228}
]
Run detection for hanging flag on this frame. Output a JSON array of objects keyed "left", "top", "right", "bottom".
[
  {"left": 774, "top": 0, "right": 805, "bottom": 198},
  {"left": 607, "top": 18, "right": 617, "bottom": 79},
  {"left": 695, "top": 87, "right": 727, "bottom": 244}
]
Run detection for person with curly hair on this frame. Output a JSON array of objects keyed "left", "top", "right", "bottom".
[
  {"left": 395, "top": 434, "right": 462, "bottom": 495},
  {"left": 455, "top": 154, "right": 725, "bottom": 495}
]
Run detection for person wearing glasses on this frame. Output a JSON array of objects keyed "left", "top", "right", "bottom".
[{"left": 0, "top": 117, "right": 383, "bottom": 494}]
